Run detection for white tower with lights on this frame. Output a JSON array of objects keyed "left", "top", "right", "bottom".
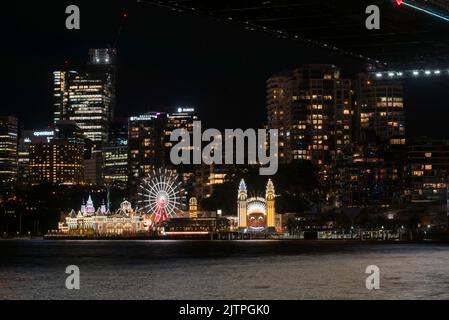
[{"left": 237, "top": 179, "right": 248, "bottom": 228}]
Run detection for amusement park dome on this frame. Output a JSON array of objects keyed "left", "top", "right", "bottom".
[{"left": 120, "top": 200, "right": 132, "bottom": 211}]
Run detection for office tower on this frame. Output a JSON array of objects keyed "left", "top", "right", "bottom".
[
  {"left": 54, "top": 120, "right": 85, "bottom": 144},
  {"left": 0, "top": 116, "right": 18, "bottom": 194},
  {"left": 53, "top": 49, "right": 115, "bottom": 146},
  {"left": 357, "top": 74, "right": 405, "bottom": 143},
  {"left": 17, "top": 128, "right": 51, "bottom": 188},
  {"left": 128, "top": 112, "right": 166, "bottom": 192},
  {"left": 87, "top": 48, "right": 116, "bottom": 121},
  {"left": 103, "top": 118, "right": 128, "bottom": 189},
  {"left": 266, "top": 65, "right": 353, "bottom": 181},
  {"left": 17, "top": 128, "right": 55, "bottom": 187},
  {"left": 165, "top": 107, "right": 197, "bottom": 148},
  {"left": 28, "top": 122, "right": 84, "bottom": 185},
  {"left": 165, "top": 107, "right": 198, "bottom": 188},
  {"left": 17, "top": 143, "right": 29, "bottom": 188},
  {"left": 53, "top": 70, "right": 113, "bottom": 145},
  {"left": 108, "top": 117, "right": 128, "bottom": 147}
]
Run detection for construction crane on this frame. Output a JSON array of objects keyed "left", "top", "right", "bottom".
[{"left": 113, "top": 11, "right": 129, "bottom": 48}]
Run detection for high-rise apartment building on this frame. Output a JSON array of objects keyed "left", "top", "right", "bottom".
[
  {"left": 128, "top": 112, "right": 166, "bottom": 191},
  {"left": 357, "top": 74, "right": 405, "bottom": 143},
  {"left": 0, "top": 116, "right": 18, "bottom": 194},
  {"left": 405, "top": 137, "right": 449, "bottom": 227},
  {"left": 266, "top": 71, "right": 292, "bottom": 163},
  {"left": 267, "top": 65, "right": 353, "bottom": 181},
  {"left": 341, "top": 131, "right": 404, "bottom": 207},
  {"left": 407, "top": 138, "right": 449, "bottom": 203},
  {"left": 340, "top": 74, "right": 407, "bottom": 207}
]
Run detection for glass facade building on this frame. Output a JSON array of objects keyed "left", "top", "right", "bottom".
[
  {"left": 103, "top": 118, "right": 129, "bottom": 189},
  {"left": 53, "top": 49, "right": 116, "bottom": 147},
  {"left": 53, "top": 70, "right": 113, "bottom": 145}
]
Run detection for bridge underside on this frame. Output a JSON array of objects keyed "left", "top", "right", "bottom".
[{"left": 147, "top": 0, "right": 449, "bottom": 69}]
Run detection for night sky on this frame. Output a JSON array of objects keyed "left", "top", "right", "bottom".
[{"left": 2, "top": 0, "right": 449, "bottom": 136}]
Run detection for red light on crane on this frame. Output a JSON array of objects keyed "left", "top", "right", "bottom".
[{"left": 396, "top": 0, "right": 403, "bottom": 6}]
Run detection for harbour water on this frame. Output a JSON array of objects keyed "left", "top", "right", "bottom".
[{"left": 1, "top": 240, "right": 449, "bottom": 299}]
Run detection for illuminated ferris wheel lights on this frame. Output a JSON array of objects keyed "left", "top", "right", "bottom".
[{"left": 137, "top": 168, "right": 186, "bottom": 225}]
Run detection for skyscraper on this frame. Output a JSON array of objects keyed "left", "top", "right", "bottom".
[
  {"left": 54, "top": 120, "right": 85, "bottom": 144},
  {"left": 53, "top": 49, "right": 116, "bottom": 147},
  {"left": 87, "top": 48, "right": 116, "bottom": 121},
  {"left": 165, "top": 107, "right": 197, "bottom": 147},
  {"left": 266, "top": 65, "right": 353, "bottom": 181},
  {"left": 165, "top": 107, "right": 198, "bottom": 188},
  {"left": 0, "top": 116, "right": 18, "bottom": 194},
  {"left": 266, "top": 70, "right": 292, "bottom": 163},
  {"left": 53, "top": 70, "right": 113, "bottom": 145},
  {"left": 340, "top": 74, "right": 407, "bottom": 207}
]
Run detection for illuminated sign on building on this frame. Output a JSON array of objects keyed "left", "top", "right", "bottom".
[
  {"left": 129, "top": 114, "right": 160, "bottom": 121},
  {"left": 33, "top": 131, "right": 54, "bottom": 137},
  {"left": 177, "top": 108, "right": 195, "bottom": 113}
]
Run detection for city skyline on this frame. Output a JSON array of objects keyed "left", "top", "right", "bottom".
[
  {"left": 3, "top": 0, "right": 449, "bottom": 303},
  {"left": 3, "top": 0, "right": 449, "bottom": 137}
]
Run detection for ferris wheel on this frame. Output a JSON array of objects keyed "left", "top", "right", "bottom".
[{"left": 137, "top": 168, "right": 186, "bottom": 225}]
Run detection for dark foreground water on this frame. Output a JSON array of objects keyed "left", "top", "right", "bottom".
[{"left": 1, "top": 240, "right": 449, "bottom": 299}]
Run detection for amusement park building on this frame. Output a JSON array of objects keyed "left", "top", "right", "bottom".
[
  {"left": 58, "top": 196, "right": 146, "bottom": 236},
  {"left": 237, "top": 178, "right": 276, "bottom": 232}
]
